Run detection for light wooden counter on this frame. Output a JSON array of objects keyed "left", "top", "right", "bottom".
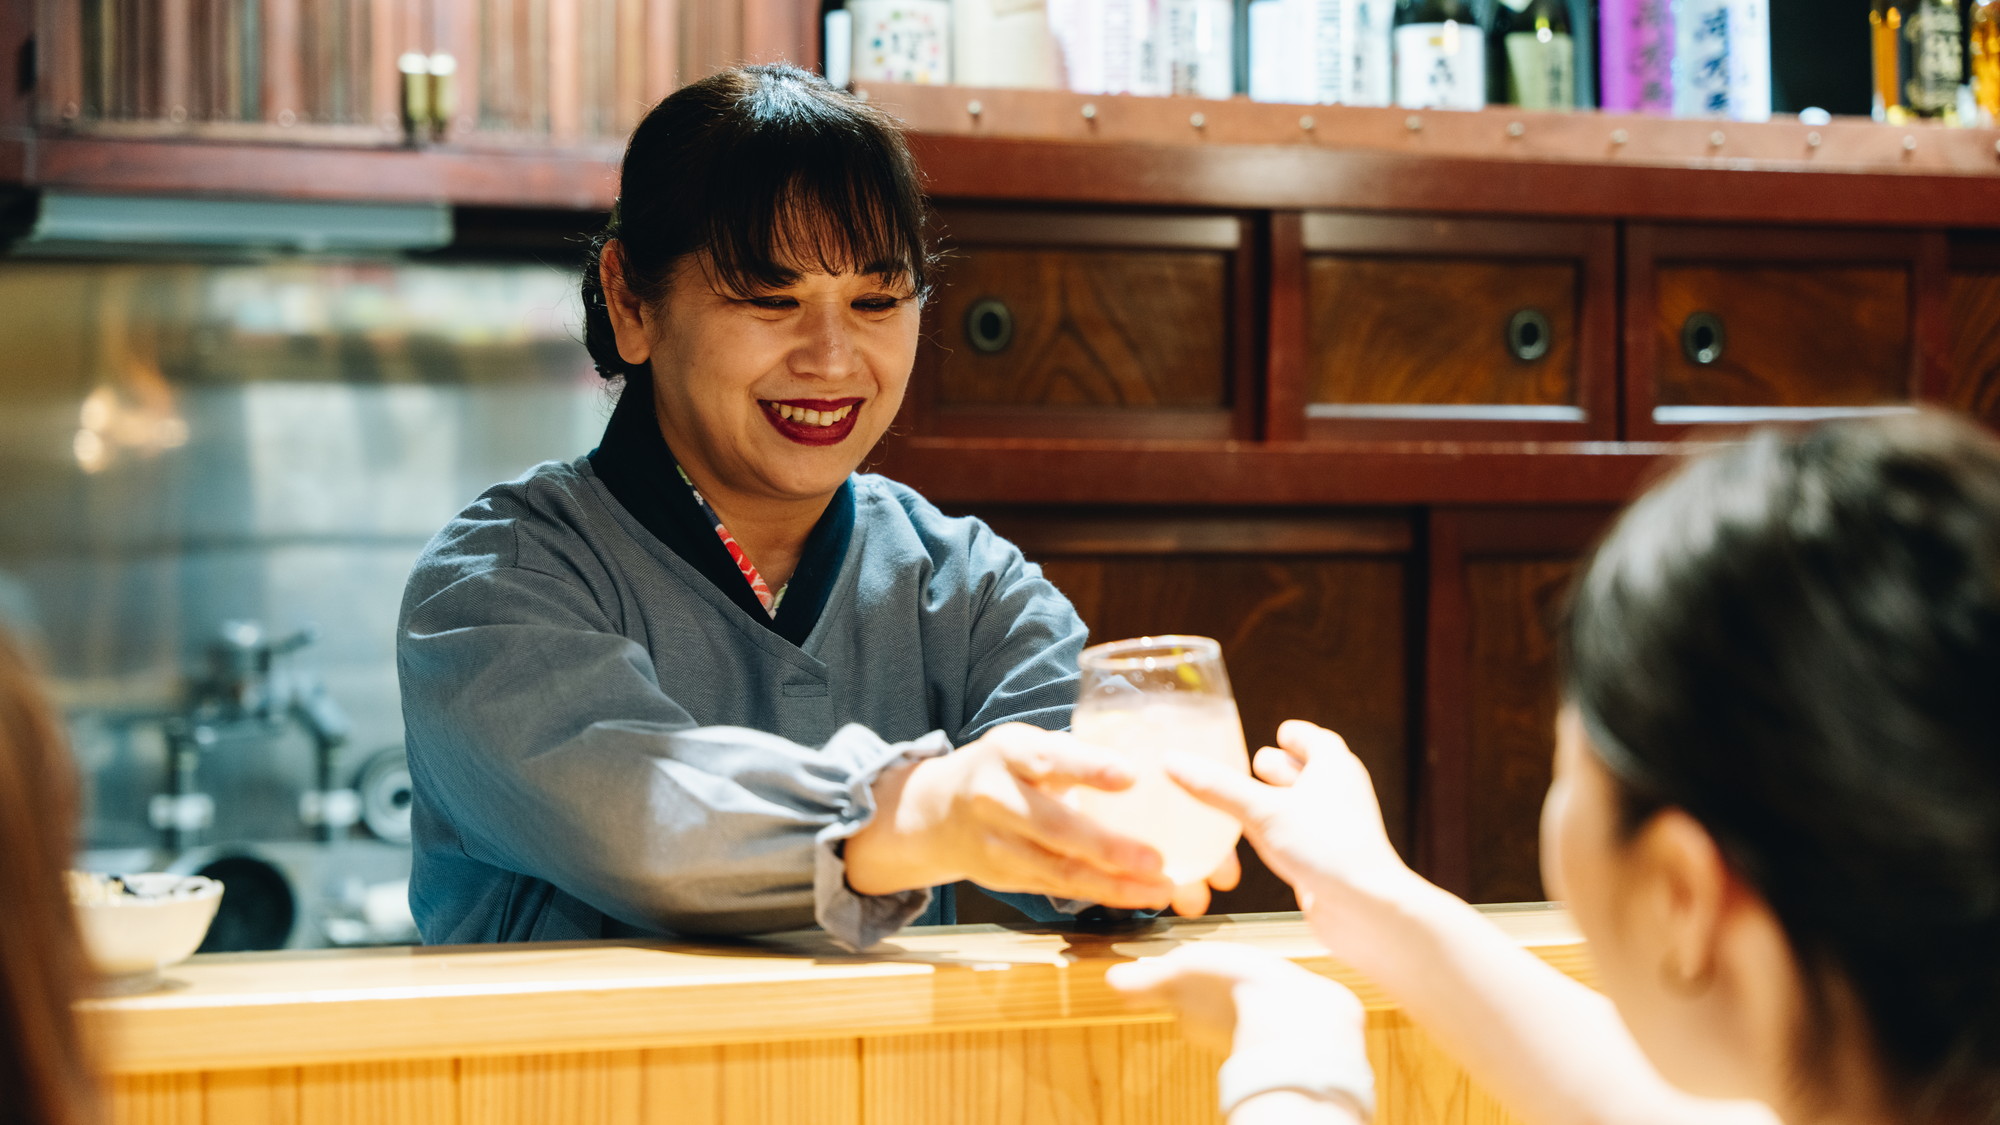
[{"left": 88, "top": 905, "right": 1589, "bottom": 1125}]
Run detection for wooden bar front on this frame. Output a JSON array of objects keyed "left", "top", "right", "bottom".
[{"left": 88, "top": 906, "right": 1588, "bottom": 1125}]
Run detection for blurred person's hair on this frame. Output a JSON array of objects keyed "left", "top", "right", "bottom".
[
  {"left": 0, "top": 628, "right": 98, "bottom": 1124},
  {"left": 1565, "top": 410, "right": 2000, "bottom": 1121}
]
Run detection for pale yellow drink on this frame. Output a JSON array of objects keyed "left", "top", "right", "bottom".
[{"left": 1068, "top": 696, "right": 1250, "bottom": 884}]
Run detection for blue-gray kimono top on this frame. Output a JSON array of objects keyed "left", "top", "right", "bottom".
[{"left": 398, "top": 394, "right": 1090, "bottom": 950}]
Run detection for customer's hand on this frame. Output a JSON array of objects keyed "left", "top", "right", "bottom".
[
  {"left": 1166, "top": 720, "right": 1429, "bottom": 962},
  {"left": 1109, "top": 942, "right": 1372, "bottom": 1123},
  {"left": 845, "top": 723, "right": 1177, "bottom": 909}
]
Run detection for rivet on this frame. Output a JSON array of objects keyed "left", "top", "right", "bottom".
[
  {"left": 1081, "top": 102, "right": 1097, "bottom": 120},
  {"left": 61, "top": 101, "right": 80, "bottom": 120},
  {"left": 278, "top": 109, "right": 297, "bottom": 127},
  {"left": 1993, "top": 137, "right": 2000, "bottom": 157},
  {"left": 1189, "top": 111, "right": 1205, "bottom": 129},
  {"left": 1405, "top": 114, "right": 1423, "bottom": 132},
  {"left": 1709, "top": 129, "right": 1726, "bottom": 147},
  {"left": 1903, "top": 134, "right": 1918, "bottom": 152},
  {"left": 1806, "top": 130, "right": 1823, "bottom": 148},
  {"left": 1506, "top": 120, "right": 1525, "bottom": 138},
  {"left": 1299, "top": 114, "right": 1316, "bottom": 131},
  {"left": 1610, "top": 128, "right": 1629, "bottom": 145},
  {"left": 168, "top": 105, "right": 187, "bottom": 124},
  {"left": 966, "top": 99, "right": 982, "bottom": 117}
]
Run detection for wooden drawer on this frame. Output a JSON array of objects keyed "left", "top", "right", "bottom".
[
  {"left": 1286, "top": 214, "right": 1616, "bottom": 442},
  {"left": 910, "top": 210, "right": 1253, "bottom": 439},
  {"left": 1625, "top": 226, "right": 1938, "bottom": 438}
]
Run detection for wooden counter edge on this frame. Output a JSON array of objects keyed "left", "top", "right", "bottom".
[{"left": 83, "top": 906, "right": 1591, "bottom": 1075}]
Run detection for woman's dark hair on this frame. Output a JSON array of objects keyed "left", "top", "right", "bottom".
[
  {"left": 579, "top": 64, "right": 934, "bottom": 385},
  {"left": 0, "top": 627, "right": 99, "bottom": 1124},
  {"left": 1563, "top": 410, "right": 2000, "bottom": 1120}
]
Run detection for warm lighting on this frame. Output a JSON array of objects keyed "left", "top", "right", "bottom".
[{"left": 72, "top": 383, "right": 190, "bottom": 474}]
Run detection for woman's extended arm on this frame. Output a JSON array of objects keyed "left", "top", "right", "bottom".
[
  {"left": 1165, "top": 723, "right": 1778, "bottom": 1125},
  {"left": 401, "top": 551, "right": 1171, "bottom": 949}
]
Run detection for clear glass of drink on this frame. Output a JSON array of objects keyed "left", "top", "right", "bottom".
[{"left": 1067, "top": 635, "right": 1250, "bottom": 887}]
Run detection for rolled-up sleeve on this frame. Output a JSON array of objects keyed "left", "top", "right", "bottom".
[{"left": 400, "top": 560, "right": 947, "bottom": 950}]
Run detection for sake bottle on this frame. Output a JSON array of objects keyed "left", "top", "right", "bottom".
[
  {"left": 1393, "top": 0, "right": 1486, "bottom": 110},
  {"left": 1490, "top": 0, "right": 1575, "bottom": 109}
]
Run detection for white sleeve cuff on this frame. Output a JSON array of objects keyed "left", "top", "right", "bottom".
[
  {"left": 813, "top": 726, "right": 954, "bottom": 951},
  {"left": 1217, "top": 1044, "right": 1376, "bottom": 1121}
]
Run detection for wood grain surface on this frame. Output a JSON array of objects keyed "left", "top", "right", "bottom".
[
  {"left": 97, "top": 910, "right": 1590, "bottom": 1125},
  {"left": 1950, "top": 272, "right": 2000, "bottom": 421},
  {"left": 1652, "top": 265, "right": 1911, "bottom": 408},
  {"left": 919, "top": 248, "right": 1230, "bottom": 410},
  {"left": 1466, "top": 557, "right": 1581, "bottom": 904},
  {"left": 1307, "top": 257, "right": 1578, "bottom": 408}
]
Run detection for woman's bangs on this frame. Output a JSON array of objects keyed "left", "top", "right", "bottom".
[{"left": 698, "top": 150, "right": 925, "bottom": 296}]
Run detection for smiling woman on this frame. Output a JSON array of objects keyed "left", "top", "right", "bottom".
[{"left": 396, "top": 65, "right": 1236, "bottom": 952}]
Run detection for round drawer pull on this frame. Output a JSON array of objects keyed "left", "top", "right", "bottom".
[
  {"left": 1506, "top": 308, "right": 1552, "bottom": 363},
  {"left": 965, "top": 297, "right": 1014, "bottom": 355},
  {"left": 1682, "top": 311, "right": 1727, "bottom": 366}
]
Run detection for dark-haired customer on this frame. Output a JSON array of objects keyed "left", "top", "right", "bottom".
[
  {"left": 1117, "top": 411, "right": 2000, "bottom": 1125},
  {"left": 398, "top": 65, "right": 1230, "bottom": 951},
  {"left": 0, "top": 628, "right": 100, "bottom": 1125}
]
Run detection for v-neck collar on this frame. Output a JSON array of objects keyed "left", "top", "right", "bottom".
[{"left": 587, "top": 386, "right": 856, "bottom": 648}]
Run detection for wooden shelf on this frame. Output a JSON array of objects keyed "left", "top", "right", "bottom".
[
  {"left": 869, "top": 83, "right": 2000, "bottom": 225},
  {"left": 4, "top": 83, "right": 1999, "bottom": 224}
]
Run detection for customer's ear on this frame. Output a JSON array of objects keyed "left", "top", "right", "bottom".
[{"left": 1631, "top": 808, "right": 1729, "bottom": 994}]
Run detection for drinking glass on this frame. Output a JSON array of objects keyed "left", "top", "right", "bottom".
[{"left": 1066, "top": 635, "right": 1250, "bottom": 885}]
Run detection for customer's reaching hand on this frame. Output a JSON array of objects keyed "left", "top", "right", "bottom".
[
  {"left": 1166, "top": 720, "right": 1428, "bottom": 967},
  {"left": 1109, "top": 942, "right": 1371, "bottom": 1124}
]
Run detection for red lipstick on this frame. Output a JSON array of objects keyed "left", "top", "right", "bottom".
[{"left": 760, "top": 398, "right": 863, "bottom": 447}]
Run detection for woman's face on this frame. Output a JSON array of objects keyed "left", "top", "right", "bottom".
[
  {"left": 640, "top": 250, "right": 921, "bottom": 507},
  {"left": 1541, "top": 706, "right": 1774, "bottom": 1101}
]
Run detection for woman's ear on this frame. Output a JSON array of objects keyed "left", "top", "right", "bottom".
[
  {"left": 600, "top": 240, "right": 655, "bottom": 367},
  {"left": 1632, "top": 808, "right": 1729, "bottom": 992}
]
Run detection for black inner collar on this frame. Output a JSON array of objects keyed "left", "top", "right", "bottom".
[{"left": 588, "top": 385, "right": 855, "bottom": 647}]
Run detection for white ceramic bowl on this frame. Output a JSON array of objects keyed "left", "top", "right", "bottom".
[{"left": 73, "top": 873, "right": 223, "bottom": 989}]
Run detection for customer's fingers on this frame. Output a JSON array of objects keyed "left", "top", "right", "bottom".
[
  {"left": 1166, "top": 751, "right": 1284, "bottom": 835},
  {"left": 976, "top": 834, "right": 1172, "bottom": 908},
  {"left": 1170, "top": 880, "right": 1211, "bottom": 918},
  {"left": 1252, "top": 745, "right": 1304, "bottom": 786}
]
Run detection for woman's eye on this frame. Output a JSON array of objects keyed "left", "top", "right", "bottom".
[
  {"left": 854, "top": 297, "right": 905, "bottom": 312},
  {"left": 745, "top": 296, "right": 796, "bottom": 310}
]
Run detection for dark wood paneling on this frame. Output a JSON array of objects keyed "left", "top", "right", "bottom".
[
  {"left": 1465, "top": 556, "right": 1578, "bottom": 904},
  {"left": 906, "top": 134, "right": 2000, "bottom": 228},
  {"left": 1307, "top": 257, "right": 1577, "bottom": 407},
  {"left": 918, "top": 247, "right": 1230, "bottom": 409},
  {"left": 1040, "top": 552, "right": 1412, "bottom": 914},
  {"left": 1264, "top": 211, "right": 1308, "bottom": 442},
  {"left": 872, "top": 440, "right": 1671, "bottom": 507},
  {"left": 1949, "top": 272, "right": 2000, "bottom": 422},
  {"left": 1422, "top": 508, "right": 1612, "bottom": 902},
  {"left": 1653, "top": 265, "right": 1910, "bottom": 408}
]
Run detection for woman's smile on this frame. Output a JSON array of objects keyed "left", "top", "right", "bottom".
[{"left": 761, "top": 397, "right": 864, "bottom": 446}]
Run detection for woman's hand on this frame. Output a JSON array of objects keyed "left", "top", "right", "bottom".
[
  {"left": 1166, "top": 720, "right": 1431, "bottom": 963},
  {"left": 844, "top": 723, "right": 1179, "bottom": 909},
  {"left": 1109, "top": 942, "right": 1372, "bottom": 1123}
]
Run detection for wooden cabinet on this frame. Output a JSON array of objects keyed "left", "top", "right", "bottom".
[
  {"left": 1949, "top": 238, "right": 2000, "bottom": 424},
  {"left": 1421, "top": 509, "right": 1614, "bottom": 903},
  {"left": 1294, "top": 215, "right": 1618, "bottom": 442},
  {"left": 947, "top": 509, "right": 1416, "bottom": 916},
  {"left": 914, "top": 210, "right": 1256, "bottom": 439},
  {"left": 1624, "top": 225, "right": 1949, "bottom": 439}
]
